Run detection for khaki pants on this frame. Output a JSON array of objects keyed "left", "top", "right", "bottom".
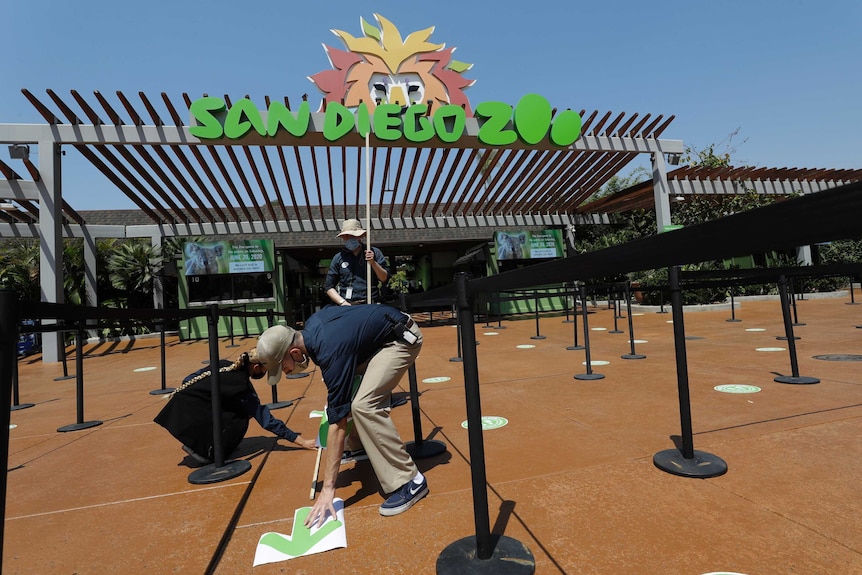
[{"left": 351, "top": 321, "right": 422, "bottom": 493}]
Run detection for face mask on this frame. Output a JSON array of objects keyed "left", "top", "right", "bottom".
[
  {"left": 344, "top": 238, "right": 360, "bottom": 251},
  {"left": 288, "top": 351, "right": 310, "bottom": 375}
]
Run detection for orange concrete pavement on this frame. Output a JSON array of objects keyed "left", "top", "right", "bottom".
[{"left": 4, "top": 295, "right": 862, "bottom": 574}]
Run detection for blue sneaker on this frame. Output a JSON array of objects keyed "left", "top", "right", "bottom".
[{"left": 379, "top": 477, "right": 428, "bottom": 516}]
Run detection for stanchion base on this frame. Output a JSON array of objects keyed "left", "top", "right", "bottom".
[
  {"left": 149, "top": 388, "right": 175, "bottom": 396},
  {"left": 437, "top": 535, "right": 535, "bottom": 575},
  {"left": 188, "top": 459, "right": 252, "bottom": 485},
  {"left": 494, "top": 325, "right": 507, "bottom": 329},
  {"left": 266, "top": 400, "right": 294, "bottom": 410},
  {"left": 608, "top": 330, "right": 623, "bottom": 334},
  {"left": 776, "top": 336, "right": 801, "bottom": 341},
  {"left": 565, "top": 345, "right": 585, "bottom": 351},
  {"left": 54, "top": 375, "right": 76, "bottom": 381},
  {"left": 846, "top": 302, "right": 860, "bottom": 306},
  {"left": 774, "top": 375, "right": 820, "bottom": 385},
  {"left": 656, "top": 310, "right": 669, "bottom": 314},
  {"left": 287, "top": 372, "right": 310, "bottom": 380},
  {"left": 621, "top": 353, "right": 646, "bottom": 360},
  {"left": 726, "top": 319, "right": 742, "bottom": 323},
  {"left": 58, "top": 420, "right": 103, "bottom": 432},
  {"left": 574, "top": 373, "right": 604, "bottom": 380},
  {"left": 530, "top": 335, "right": 546, "bottom": 340},
  {"left": 562, "top": 319, "right": 575, "bottom": 324},
  {"left": 791, "top": 323, "right": 806, "bottom": 327},
  {"left": 449, "top": 357, "right": 463, "bottom": 363},
  {"left": 653, "top": 448, "right": 728, "bottom": 478},
  {"left": 406, "top": 439, "right": 447, "bottom": 460},
  {"left": 10, "top": 403, "right": 35, "bottom": 411},
  {"left": 226, "top": 344, "right": 240, "bottom": 348}
]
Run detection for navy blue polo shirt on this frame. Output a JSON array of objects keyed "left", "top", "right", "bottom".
[
  {"left": 303, "top": 304, "right": 407, "bottom": 423},
  {"left": 324, "top": 244, "right": 388, "bottom": 302}
]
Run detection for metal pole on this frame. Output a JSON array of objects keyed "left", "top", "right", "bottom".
[{"left": 0, "top": 290, "right": 18, "bottom": 569}]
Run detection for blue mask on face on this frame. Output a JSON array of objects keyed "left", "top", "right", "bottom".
[{"left": 344, "top": 238, "right": 360, "bottom": 251}]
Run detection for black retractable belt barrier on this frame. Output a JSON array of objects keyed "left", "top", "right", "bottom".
[
  {"left": 621, "top": 282, "right": 645, "bottom": 360},
  {"left": 562, "top": 282, "right": 576, "bottom": 324},
  {"left": 530, "top": 290, "right": 546, "bottom": 340},
  {"left": 226, "top": 306, "right": 239, "bottom": 348},
  {"left": 773, "top": 276, "right": 819, "bottom": 385},
  {"left": 609, "top": 287, "right": 623, "bottom": 334},
  {"left": 449, "top": 306, "right": 463, "bottom": 363},
  {"left": 53, "top": 328, "right": 76, "bottom": 381},
  {"left": 188, "top": 304, "right": 252, "bottom": 485},
  {"left": 727, "top": 288, "right": 741, "bottom": 322},
  {"left": 405, "top": 363, "right": 447, "bottom": 460},
  {"left": 150, "top": 324, "right": 175, "bottom": 395},
  {"left": 566, "top": 284, "right": 584, "bottom": 351},
  {"left": 790, "top": 277, "right": 805, "bottom": 327},
  {"left": 58, "top": 322, "right": 103, "bottom": 432},
  {"left": 573, "top": 283, "right": 604, "bottom": 381},
  {"left": 653, "top": 266, "right": 728, "bottom": 478},
  {"left": 1, "top": 290, "right": 18, "bottom": 569},
  {"left": 436, "top": 273, "right": 535, "bottom": 574}
]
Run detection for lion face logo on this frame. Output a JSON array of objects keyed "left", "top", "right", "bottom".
[
  {"left": 184, "top": 243, "right": 225, "bottom": 276},
  {"left": 308, "top": 14, "right": 475, "bottom": 116}
]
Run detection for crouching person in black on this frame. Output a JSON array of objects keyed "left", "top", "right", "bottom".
[{"left": 154, "top": 349, "right": 315, "bottom": 465}]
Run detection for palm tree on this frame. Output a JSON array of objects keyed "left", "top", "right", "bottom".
[{"left": 107, "top": 240, "right": 162, "bottom": 309}]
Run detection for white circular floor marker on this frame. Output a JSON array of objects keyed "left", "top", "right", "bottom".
[
  {"left": 516, "top": 344, "right": 535, "bottom": 349},
  {"left": 756, "top": 347, "right": 785, "bottom": 352},
  {"left": 591, "top": 327, "right": 607, "bottom": 331},
  {"left": 422, "top": 376, "right": 451, "bottom": 384},
  {"left": 133, "top": 366, "right": 157, "bottom": 372},
  {"left": 483, "top": 332, "right": 499, "bottom": 336},
  {"left": 461, "top": 416, "right": 508, "bottom": 430},
  {"left": 714, "top": 384, "right": 761, "bottom": 394},
  {"left": 582, "top": 360, "right": 609, "bottom": 366},
  {"left": 745, "top": 328, "right": 766, "bottom": 332}
]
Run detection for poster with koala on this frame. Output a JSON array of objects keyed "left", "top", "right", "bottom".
[
  {"left": 494, "top": 230, "right": 564, "bottom": 261},
  {"left": 183, "top": 241, "right": 229, "bottom": 276}
]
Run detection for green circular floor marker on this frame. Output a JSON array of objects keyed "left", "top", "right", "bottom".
[
  {"left": 714, "top": 384, "right": 761, "bottom": 394},
  {"left": 756, "top": 347, "right": 785, "bottom": 352},
  {"left": 422, "top": 376, "right": 451, "bottom": 384},
  {"left": 133, "top": 366, "right": 157, "bottom": 372},
  {"left": 745, "top": 328, "right": 766, "bottom": 332},
  {"left": 461, "top": 416, "right": 508, "bottom": 430},
  {"left": 516, "top": 344, "right": 535, "bottom": 349}
]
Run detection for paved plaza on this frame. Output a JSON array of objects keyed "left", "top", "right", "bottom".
[{"left": 5, "top": 295, "right": 862, "bottom": 574}]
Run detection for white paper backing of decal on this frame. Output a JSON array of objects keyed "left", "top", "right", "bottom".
[{"left": 253, "top": 498, "right": 346, "bottom": 566}]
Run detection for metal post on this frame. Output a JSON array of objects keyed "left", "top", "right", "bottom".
[
  {"left": 774, "top": 276, "right": 819, "bottom": 385},
  {"left": 621, "top": 282, "right": 645, "bottom": 360},
  {"left": 57, "top": 322, "right": 103, "bottom": 432},
  {"left": 405, "top": 363, "right": 446, "bottom": 459},
  {"left": 530, "top": 290, "right": 545, "bottom": 340},
  {"left": 150, "top": 324, "right": 175, "bottom": 395},
  {"left": 0, "top": 290, "right": 19, "bottom": 568},
  {"left": 574, "top": 284, "right": 603, "bottom": 380}
]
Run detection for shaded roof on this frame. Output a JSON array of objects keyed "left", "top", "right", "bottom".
[
  {"left": 578, "top": 165, "right": 862, "bottom": 214},
  {"left": 0, "top": 89, "right": 678, "bottom": 233}
]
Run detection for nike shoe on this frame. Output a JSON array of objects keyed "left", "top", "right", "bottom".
[
  {"left": 341, "top": 449, "right": 369, "bottom": 464},
  {"left": 379, "top": 477, "right": 428, "bottom": 516}
]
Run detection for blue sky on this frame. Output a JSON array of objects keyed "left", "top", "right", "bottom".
[{"left": 3, "top": 0, "right": 860, "bottom": 210}]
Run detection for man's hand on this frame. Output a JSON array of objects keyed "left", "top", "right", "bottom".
[
  {"left": 305, "top": 486, "right": 338, "bottom": 528},
  {"left": 294, "top": 436, "right": 317, "bottom": 450}
]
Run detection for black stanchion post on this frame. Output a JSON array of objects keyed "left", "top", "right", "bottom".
[
  {"left": 53, "top": 328, "right": 75, "bottom": 381},
  {"left": 574, "top": 284, "right": 604, "bottom": 380},
  {"left": 847, "top": 276, "right": 858, "bottom": 305},
  {"left": 437, "top": 273, "right": 535, "bottom": 574},
  {"left": 657, "top": 289, "right": 668, "bottom": 314},
  {"left": 653, "top": 266, "right": 728, "bottom": 478},
  {"left": 450, "top": 308, "right": 463, "bottom": 363},
  {"left": 0, "top": 290, "right": 19, "bottom": 568},
  {"left": 241, "top": 303, "right": 249, "bottom": 338},
  {"left": 609, "top": 286, "right": 623, "bottom": 334},
  {"left": 495, "top": 292, "right": 506, "bottom": 329},
  {"left": 58, "top": 322, "right": 103, "bottom": 432},
  {"left": 189, "top": 304, "right": 252, "bottom": 484},
  {"left": 562, "top": 282, "right": 575, "bottom": 324},
  {"left": 530, "top": 290, "right": 546, "bottom": 340},
  {"left": 727, "top": 288, "right": 741, "bottom": 322},
  {"left": 566, "top": 283, "right": 584, "bottom": 351},
  {"left": 226, "top": 307, "right": 239, "bottom": 348},
  {"left": 621, "top": 282, "right": 645, "bottom": 360},
  {"left": 405, "top": 363, "right": 446, "bottom": 460},
  {"left": 789, "top": 277, "right": 805, "bottom": 327},
  {"left": 774, "top": 275, "right": 820, "bottom": 385},
  {"left": 150, "top": 324, "right": 175, "bottom": 395},
  {"left": 11, "top": 341, "right": 34, "bottom": 411}
]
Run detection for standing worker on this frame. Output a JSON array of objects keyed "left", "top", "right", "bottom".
[
  {"left": 325, "top": 219, "right": 389, "bottom": 306},
  {"left": 255, "top": 303, "right": 426, "bottom": 525}
]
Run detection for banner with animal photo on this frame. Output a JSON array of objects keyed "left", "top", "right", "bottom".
[
  {"left": 494, "top": 229, "right": 564, "bottom": 261},
  {"left": 182, "top": 239, "right": 274, "bottom": 276}
]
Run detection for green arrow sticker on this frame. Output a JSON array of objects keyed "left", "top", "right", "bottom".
[{"left": 253, "top": 499, "right": 347, "bottom": 566}]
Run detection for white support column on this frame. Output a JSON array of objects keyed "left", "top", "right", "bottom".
[
  {"left": 83, "top": 229, "right": 99, "bottom": 338},
  {"left": 152, "top": 235, "right": 164, "bottom": 309},
  {"left": 651, "top": 152, "right": 673, "bottom": 234},
  {"left": 38, "top": 141, "right": 64, "bottom": 363},
  {"left": 796, "top": 245, "right": 813, "bottom": 266}
]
